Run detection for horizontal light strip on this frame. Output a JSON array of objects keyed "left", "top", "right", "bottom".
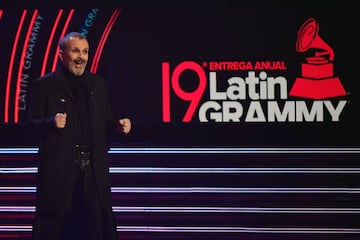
[
  {"left": 116, "top": 226, "right": 360, "bottom": 234},
  {"left": 0, "top": 226, "right": 32, "bottom": 231},
  {"left": 0, "top": 167, "right": 37, "bottom": 173},
  {"left": 2, "top": 206, "right": 360, "bottom": 214},
  {"left": 108, "top": 147, "right": 360, "bottom": 154},
  {"left": 111, "top": 187, "right": 360, "bottom": 193},
  {"left": 1, "top": 187, "right": 359, "bottom": 194},
  {"left": 0, "top": 225, "right": 359, "bottom": 234},
  {"left": 2, "top": 167, "right": 360, "bottom": 174},
  {"left": 0, "top": 206, "right": 35, "bottom": 212},
  {"left": 1, "top": 147, "right": 360, "bottom": 154},
  {"left": 113, "top": 206, "right": 360, "bottom": 214},
  {"left": 0, "top": 148, "right": 38, "bottom": 154},
  {"left": 110, "top": 167, "right": 360, "bottom": 174}
]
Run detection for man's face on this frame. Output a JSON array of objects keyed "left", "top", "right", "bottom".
[{"left": 59, "top": 37, "right": 89, "bottom": 76}]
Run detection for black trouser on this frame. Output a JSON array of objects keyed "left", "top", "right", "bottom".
[{"left": 32, "top": 164, "right": 118, "bottom": 240}]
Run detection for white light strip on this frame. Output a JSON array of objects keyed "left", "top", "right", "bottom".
[
  {"left": 110, "top": 167, "right": 360, "bottom": 174},
  {"left": 108, "top": 147, "right": 360, "bottom": 154},
  {"left": 0, "top": 148, "right": 38, "bottom": 154},
  {"left": 0, "top": 167, "right": 37, "bottom": 173},
  {"left": 0, "top": 206, "right": 35, "bottom": 212},
  {"left": 1, "top": 147, "right": 360, "bottom": 154},
  {"left": 0, "top": 187, "right": 36, "bottom": 193},
  {"left": 0, "top": 225, "right": 359, "bottom": 234},
  {"left": 112, "top": 206, "right": 360, "bottom": 214},
  {"left": 0, "top": 226, "right": 32, "bottom": 231},
  {"left": 2, "top": 206, "right": 360, "bottom": 214},
  {"left": 116, "top": 226, "right": 360, "bottom": 233},
  {"left": 1, "top": 187, "right": 359, "bottom": 194},
  {"left": 111, "top": 187, "right": 360, "bottom": 193},
  {"left": 2, "top": 167, "right": 360, "bottom": 174}
]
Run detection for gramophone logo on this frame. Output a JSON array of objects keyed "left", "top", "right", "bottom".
[{"left": 289, "top": 18, "right": 347, "bottom": 99}]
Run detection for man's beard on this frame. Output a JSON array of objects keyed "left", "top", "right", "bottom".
[
  {"left": 72, "top": 58, "right": 86, "bottom": 76},
  {"left": 72, "top": 68, "right": 85, "bottom": 76}
]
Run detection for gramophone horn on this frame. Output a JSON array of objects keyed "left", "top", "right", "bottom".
[{"left": 296, "top": 18, "right": 334, "bottom": 61}]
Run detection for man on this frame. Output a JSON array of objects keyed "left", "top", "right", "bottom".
[{"left": 27, "top": 32, "right": 131, "bottom": 240}]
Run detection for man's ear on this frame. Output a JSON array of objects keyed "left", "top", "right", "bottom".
[{"left": 58, "top": 50, "right": 64, "bottom": 61}]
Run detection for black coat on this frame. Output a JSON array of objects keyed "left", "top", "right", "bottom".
[{"left": 27, "top": 67, "right": 117, "bottom": 212}]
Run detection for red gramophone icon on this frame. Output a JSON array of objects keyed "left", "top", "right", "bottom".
[{"left": 289, "top": 18, "right": 346, "bottom": 99}]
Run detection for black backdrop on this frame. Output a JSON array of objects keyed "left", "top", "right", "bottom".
[{"left": 0, "top": 2, "right": 359, "bottom": 147}]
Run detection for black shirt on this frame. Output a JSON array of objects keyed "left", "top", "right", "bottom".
[{"left": 62, "top": 67, "right": 92, "bottom": 148}]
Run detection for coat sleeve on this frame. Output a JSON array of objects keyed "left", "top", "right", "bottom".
[{"left": 26, "top": 78, "right": 57, "bottom": 135}]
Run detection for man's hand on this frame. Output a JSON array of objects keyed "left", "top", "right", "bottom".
[
  {"left": 118, "top": 118, "right": 131, "bottom": 134},
  {"left": 54, "top": 113, "right": 67, "bottom": 129}
]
